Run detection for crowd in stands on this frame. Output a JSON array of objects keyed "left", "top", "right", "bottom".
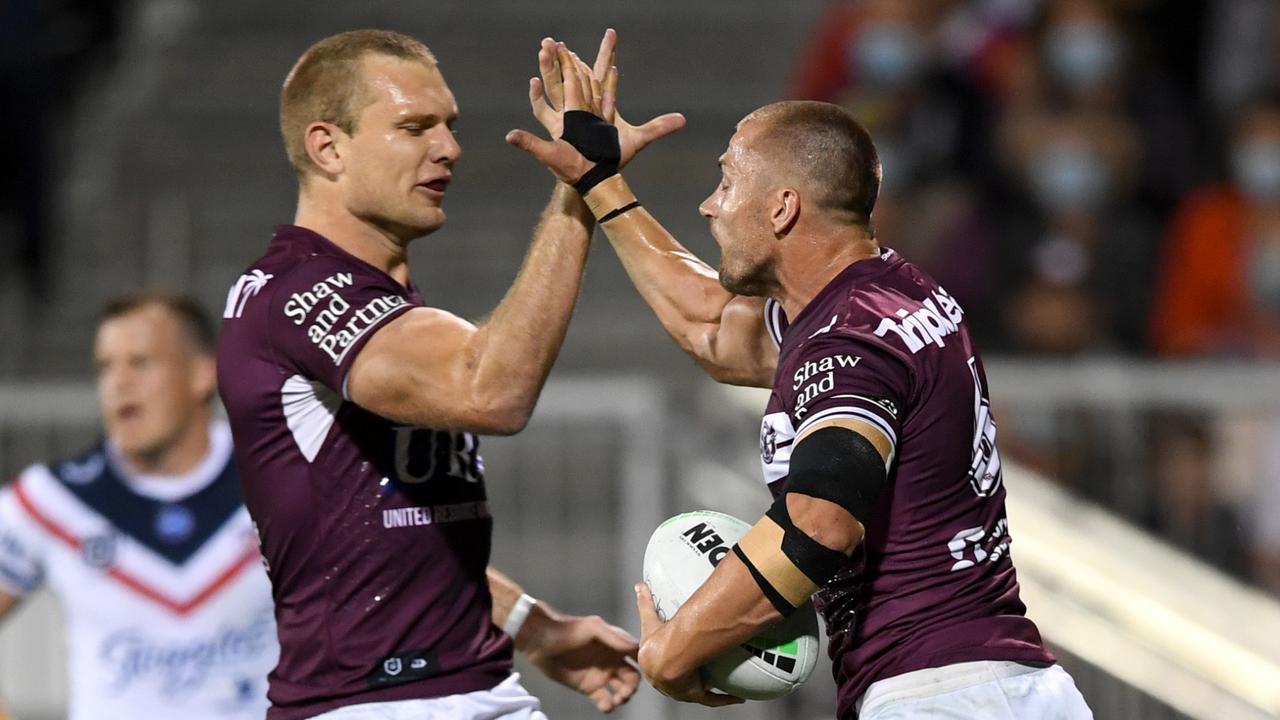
[{"left": 791, "top": 0, "right": 1280, "bottom": 598}]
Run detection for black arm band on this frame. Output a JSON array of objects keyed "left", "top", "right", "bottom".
[
  {"left": 786, "top": 426, "right": 887, "bottom": 524},
  {"left": 561, "top": 110, "right": 620, "bottom": 195},
  {"left": 764, "top": 427, "right": 888, "bottom": 587},
  {"left": 598, "top": 200, "right": 642, "bottom": 223},
  {"left": 732, "top": 544, "right": 796, "bottom": 616}
]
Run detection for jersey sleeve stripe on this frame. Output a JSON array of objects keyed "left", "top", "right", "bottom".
[
  {"left": 796, "top": 408, "right": 898, "bottom": 467},
  {"left": 798, "top": 406, "right": 897, "bottom": 446},
  {"left": 764, "top": 299, "right": 784, "bottom": 349},
  {"left": 13, "top": 480, "right": 82, "bottom": 550}
]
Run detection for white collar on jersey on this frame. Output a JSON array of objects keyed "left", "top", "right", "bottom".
[{"left": 105, "top": 421, "right": 233, "bottom": 502}]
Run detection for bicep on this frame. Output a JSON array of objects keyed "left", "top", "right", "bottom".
[
  {"left": 345, "top": 307, "right": 488, "bottom": 430},
  {"left": 697, "top": 296, "right": 778, "bottom": 387}
]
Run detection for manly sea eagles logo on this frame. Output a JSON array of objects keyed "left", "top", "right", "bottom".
[{"left": 760, "top": 421, "right": 778, "bottom": 464}]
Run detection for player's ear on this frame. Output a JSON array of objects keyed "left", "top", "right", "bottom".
[
  {"left": 771, "top": 187, "right": 801, "bottom": 236},
  {"left": 304, "top": 121, "right": 346, "bottom": 177},
  {"left": 191, "top": 353, "right": 218, "bottom": 405}
]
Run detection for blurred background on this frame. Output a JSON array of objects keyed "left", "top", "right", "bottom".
[{"left": 2, "top": 0, "right": 1280, "bottom": 718}]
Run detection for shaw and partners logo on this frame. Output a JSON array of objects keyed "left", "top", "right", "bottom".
[
  {"left": 281, "top": 272, "right": 408, "bottom": 365},
  {"left": 792, "top": 352, "right": 861, "bottom": 414},
  {"left": 873, "top": 287, "right": 964, "bottom": 354},
  {"left": 223, "top": 270, "right": 274, "bottom": 319}
]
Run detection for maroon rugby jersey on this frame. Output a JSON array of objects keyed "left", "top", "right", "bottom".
[
  {"left": 759, "top": 249, "right": 1054, "bottom": 717},
  {"left": 217, "top": 225, "right": 511, "bottom": 720}
]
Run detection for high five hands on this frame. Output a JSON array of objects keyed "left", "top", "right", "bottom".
[{"left": 506, "top": 29, "right": 686, "bottom": 185}]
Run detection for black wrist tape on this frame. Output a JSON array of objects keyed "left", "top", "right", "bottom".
[{"left": 561, "top": 110, "right": 620, "bottom": 195}]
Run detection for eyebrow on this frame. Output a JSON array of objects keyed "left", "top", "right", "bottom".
[{"left": 396, "top": 112, "right": 458, "bottom": 126}]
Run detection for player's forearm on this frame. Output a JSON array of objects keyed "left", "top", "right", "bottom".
[
  {"left": 598, "top": 206, "right": 736, "bottom": 362},
  {"left": 488, "top": 567, "right": 524, "bottom": 627},
  {"left": 640, "top": 552, "right": 780, "bottom": 684},
  {"left": 466, "top": 184, "right": 594, "bottom": 433},
  {"left": 487, "top": 567, "right": 563, "bottom": 655}
]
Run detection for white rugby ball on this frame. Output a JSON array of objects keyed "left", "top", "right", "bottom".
[{"left": 642, "top": 510, "right": 820, "bottom": 701}]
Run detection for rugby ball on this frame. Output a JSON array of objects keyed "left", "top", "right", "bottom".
[{"left": 642, "top": 510, "right": 820, "bottom": 700}]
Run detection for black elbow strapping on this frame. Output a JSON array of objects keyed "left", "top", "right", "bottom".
[{"left": 769, "top": 427, "right": 888, "bottom": 586}]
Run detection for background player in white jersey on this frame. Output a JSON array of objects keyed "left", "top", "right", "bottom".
[
  {"left": 512, "top": 48, "right": 1094, "bottom": 717},
  {"left": 218, "top": 30, "right": 680, "bottom": 720},
  {"left": 0, "top": 292, "right": 278, "bottom": 720}
]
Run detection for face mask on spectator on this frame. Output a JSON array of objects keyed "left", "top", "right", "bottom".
[
  {"left": 850, "top": 23, "right": 927, "bottom": 91},
  {"left": 1233, "top": 141, "right": 1280, "bottom": 205},
  {"left": 1045, "top": 23, "right": 1123, "bottom": 92},
  {"left": 1028, "top": 143, "right": 1112, "bottom": 214}
]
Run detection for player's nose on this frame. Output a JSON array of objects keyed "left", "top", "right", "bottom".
[
  {"left": 430, "top": 126, "right": 461, "bottom": 165},
  {"left": 698, "top": 194, "right": 716, "bottom": 219}
]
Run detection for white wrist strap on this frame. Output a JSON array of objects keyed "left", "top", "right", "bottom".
[{"left": 502, "top": 593, "right": 537, "bottom": 637}]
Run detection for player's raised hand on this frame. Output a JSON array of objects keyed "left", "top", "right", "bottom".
[
  {"left": 520, "top": 609, "right": 641, "bottom": 714},
  {"left": 634, "top": 582, "right": 745, "bottom": 708},
  {"left": 507, "top": 42, "right": 616, "bottom": 186},
  {"left": 529, "top": 38, "right": 610, "bottom": 137},
  {"left": 529, "top": 30, "right": 684, "bottom": 168},
  {"left": 588, "top": 30, "right": 685, "bottom": 167}
]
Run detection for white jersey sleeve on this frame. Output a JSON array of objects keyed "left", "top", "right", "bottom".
[{"left": 0, "top": 471, "right": 51, "bottom": 598}]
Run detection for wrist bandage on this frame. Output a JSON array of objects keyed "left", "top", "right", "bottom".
[{"left": 502, "top": 592, "right": 538, "bottom": 637}]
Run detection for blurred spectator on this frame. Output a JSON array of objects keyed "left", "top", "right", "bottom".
[
  {"left": 991, "top": 107, "right": 1158, "bottom": 354},
  {"left": 934, "top": 0, "right": 1044, "bottom": 107},
  {"left": 789, "top": 0, "right": 1000, "bottom": 328},
  {"left": 790, "top": 0, "right": 994, "bottom": 185},
  {"left": 1028, "top": 0, "right": 1204, "bottom": 215},
  {"left": 1201, "top": 0, "right": 1280, "bottom": 131},
  {"left": 1143, "top": 414, "right": 1250, "bottom": 579},
  {"left": 1150, "top": 100, "right": 1280, "bottom": 358}
]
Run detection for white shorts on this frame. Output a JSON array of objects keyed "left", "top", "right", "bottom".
[
  {"left": 857, "top": 661, "right": 1093, "bottom": 720},
  {"left": 310, "top": 674, "right": 547, "bottom": 720}
]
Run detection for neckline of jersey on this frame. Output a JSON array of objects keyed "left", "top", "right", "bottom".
[
  {"left": 105, "top": 420, "right": 233, "bottom": 502},
  {"left": 782, "top": 248, "right": 901, "bottom": 339},
  {"left": 273, "top": 224, "right": 417, "bottom": 293}
]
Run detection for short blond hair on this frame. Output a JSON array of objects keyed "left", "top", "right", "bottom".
[{"left": 280, "top": 30, "right": 437, "bottom": 180}]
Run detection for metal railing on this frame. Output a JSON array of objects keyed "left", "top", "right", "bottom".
[{"left": 5, "top": 368, "right": 1280, "bottom": 719}]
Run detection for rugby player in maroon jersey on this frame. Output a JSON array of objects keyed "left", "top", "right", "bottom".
[
  {"left": 511, "top": 45, "right": 1093, "bottom": 718},
  {"left": 218, "top": 29, "right": 682, "bottom": 720}
]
